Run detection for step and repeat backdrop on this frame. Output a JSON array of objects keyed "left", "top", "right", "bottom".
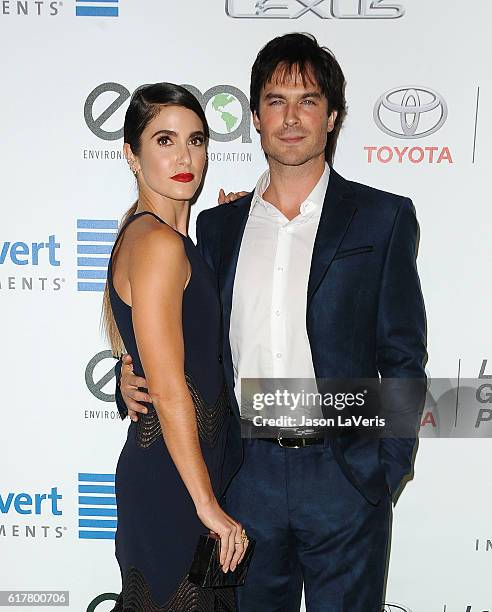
[{"left": 1, "top": 1, "right": 491, "bottom": 610}]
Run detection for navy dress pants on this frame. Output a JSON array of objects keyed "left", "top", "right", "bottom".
[{"left": 225, "top": 438, "right": 392, "bottom": 612}]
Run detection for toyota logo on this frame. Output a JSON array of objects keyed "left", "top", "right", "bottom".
[
  {"left": 374, "top": 87, "right": 447, "bottom": 139},
  {"left": 382, "top": 605, "right": 413, "bottom": 612}
]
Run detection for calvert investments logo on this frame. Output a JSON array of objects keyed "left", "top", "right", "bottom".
[
  {"left": 0, "top": 233, "right": 65, "bottom": 292},
  {"left": 78, "top": 473, "right": 117, "bottom": 540},
  {"left": 0, "top": 485, "right": 67, "bottom": 539},
  {"left": 1, "top": 0, "right": 119, "bottom": 18},
  {"left": 0, "top": 0, "right": 62, "bottom": 16},
  {"left": 366, "top": 86, "right": 453, "bottom": 165},
  {"left": 76, "top": 0, "right": 119, "bottom": 17},
  {"left": 77, "top": 219, "right": 117, "bottom": 292},
  {"left": 225, "top": 0, "right": 405, "bottom": 19},
  {"left": 1, "top": 220, "right": 117, "bottom": 293}
]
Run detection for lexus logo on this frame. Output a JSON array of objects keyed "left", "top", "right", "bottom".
[
  {"left": 374, "top": 87, "right": 447, "bottom": 139},
  {"left": 226, "top": 0, "right": 405, "bottom": 19}
]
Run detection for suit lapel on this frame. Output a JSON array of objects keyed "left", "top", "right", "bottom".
[
  {"left": 218, "top": 192, "right": 253, "bottom": 313},
  {"left": 217, "top": 172, "right": 356, "bottom": 415},
  {"left": 307, "top": 169, "right": 357, "bottom": 310},
  {"left": 218, "top": 193, "right": 253, "bottom": 419}
]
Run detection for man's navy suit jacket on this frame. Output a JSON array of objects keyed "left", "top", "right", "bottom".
[{"left": 195, "top": 168, "right": 427, "bottom": 506}]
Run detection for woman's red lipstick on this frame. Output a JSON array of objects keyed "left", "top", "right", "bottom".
[{"left": 171, "top": 173, "right": 194, "bottom": 183}]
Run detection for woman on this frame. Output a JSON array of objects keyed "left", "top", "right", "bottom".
[{"left": 102, "top": 83, "right": 247, "bottom": 611}]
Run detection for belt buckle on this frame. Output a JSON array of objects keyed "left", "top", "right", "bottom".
[{"left": 277, "top": 434, "right": 304, "bottom": 448}]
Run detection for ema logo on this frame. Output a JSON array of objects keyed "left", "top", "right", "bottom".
[
  {"left": 76, "top": 0, "right": 119, "bottom": 17},
  {"left": 84, "top": 83, "right": 251, "bottom": 144},
  {"left": 77, "top": 219, "right": 117, "bottom": 292},
  {"left": 78, "top": 473, "right": 117, "bottom": 540}
]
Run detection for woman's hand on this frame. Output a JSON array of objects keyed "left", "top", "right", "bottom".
[
  {"left": 217, "top": 189, "right": 249, "bottom": 205},
  {"left": 196, "top": 498, "right": 249, "bottom": 573}
]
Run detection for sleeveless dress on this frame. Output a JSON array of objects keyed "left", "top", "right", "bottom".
[{"left": 107, "top": 211, "right": 236, "bottom": 611}]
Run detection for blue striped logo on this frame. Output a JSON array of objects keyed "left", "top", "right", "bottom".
[
  {"left": 77, "top": 219, "right": 117, "bottom": 292},
  {"left": 78, "top": 473, "right": 117, "bottom": 540},
  {"left": 76, "top": 0, "right": 119, "bottom": 18}
]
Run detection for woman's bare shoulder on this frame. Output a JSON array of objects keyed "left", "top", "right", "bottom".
[{"left": 124, "top": 215, "right": 186, "bottom": 264}]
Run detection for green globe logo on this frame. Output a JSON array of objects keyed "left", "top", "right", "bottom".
[{"left": 207, "top": 93, "right": 242, "bottom": 135}]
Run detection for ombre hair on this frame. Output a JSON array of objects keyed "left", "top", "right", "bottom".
[{"left": 101, "top": 82, "right": 209, "bottom": 356}]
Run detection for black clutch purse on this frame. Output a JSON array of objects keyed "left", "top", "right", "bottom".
[{"left": 188, "top": 532, "right": 256, "bottom": 588}]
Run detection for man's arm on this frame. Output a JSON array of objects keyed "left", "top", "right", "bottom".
[
  {"left": 196, "top": 190, "right": 248, "bottom": 268},
  {"left": 376, "top": 197, "right": 428, "bottom": 497},
  {"left": 195, "top": 210, "right": 216, "bottom": 271},
  {"left": 114, "top": 359, "right": 125, "bottom": 419}
]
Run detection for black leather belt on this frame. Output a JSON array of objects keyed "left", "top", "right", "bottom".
[{"left": 260, "top": 437, "right": 324, "bottom": 448}]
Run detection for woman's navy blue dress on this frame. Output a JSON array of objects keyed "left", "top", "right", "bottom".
[{"left": 107, "top": 211, "right": 235, "bottom": 611}]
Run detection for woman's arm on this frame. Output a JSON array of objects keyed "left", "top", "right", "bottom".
[
  {"left": 118, "top": 189, "right": 249, "bottom": 423},
  {"left": 129, "top": 222, "right": 246, "bottom": 571},
  {"left": 131, "top": 224, "right": 212, "bottom": 504}
]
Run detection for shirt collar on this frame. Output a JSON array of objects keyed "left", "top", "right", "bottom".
[{"left": 250, "top": 162, "right": 330, "bottom": 217}]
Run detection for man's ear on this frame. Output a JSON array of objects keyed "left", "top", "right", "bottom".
[
  {"left": 252, "top": 110, "right": 261, "bottom": 133},
  {"left": 327, "top": 110, "right": 338, "bottom": 133}
]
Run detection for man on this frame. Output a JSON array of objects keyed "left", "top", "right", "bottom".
[{"left": 116, "top": 33, "right": 427, "bottom": 612}]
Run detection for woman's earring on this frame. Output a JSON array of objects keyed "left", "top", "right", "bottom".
[{"left": 127, "top": 159, "right": 139, "bottom": 176}]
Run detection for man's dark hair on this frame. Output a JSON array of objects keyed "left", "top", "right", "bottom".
[{"left": 250, "top": 32, "right": 346, "bottom": 166}]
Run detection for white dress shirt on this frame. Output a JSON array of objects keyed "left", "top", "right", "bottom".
[{"left": 230, "top": 163, "right": 330, "bottom": 420}]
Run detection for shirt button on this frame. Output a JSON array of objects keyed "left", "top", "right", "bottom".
[
  {"left": 277, "top": 266, "right": 283, "bottom": 272},
  {"left": 275, "top": 310, "right": 280, "bottom": 316},
  {"left": 276, "top": 352, "right": 282, "bottom": 358},
  {"left": 218, "top": 355, "right": 223, "bottom": 364}
]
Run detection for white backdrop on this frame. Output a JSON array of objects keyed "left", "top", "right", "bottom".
[{"left": 1, "top": 1, "right": 491, "bottom": 611}]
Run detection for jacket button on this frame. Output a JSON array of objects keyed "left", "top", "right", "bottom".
[{"left": 218, "top": 354, "right": 223, "bottom": 364}]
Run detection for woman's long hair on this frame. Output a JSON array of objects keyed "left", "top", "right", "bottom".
[{"left": 101, "top": 83, "right": 209, "bottom": 357}]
